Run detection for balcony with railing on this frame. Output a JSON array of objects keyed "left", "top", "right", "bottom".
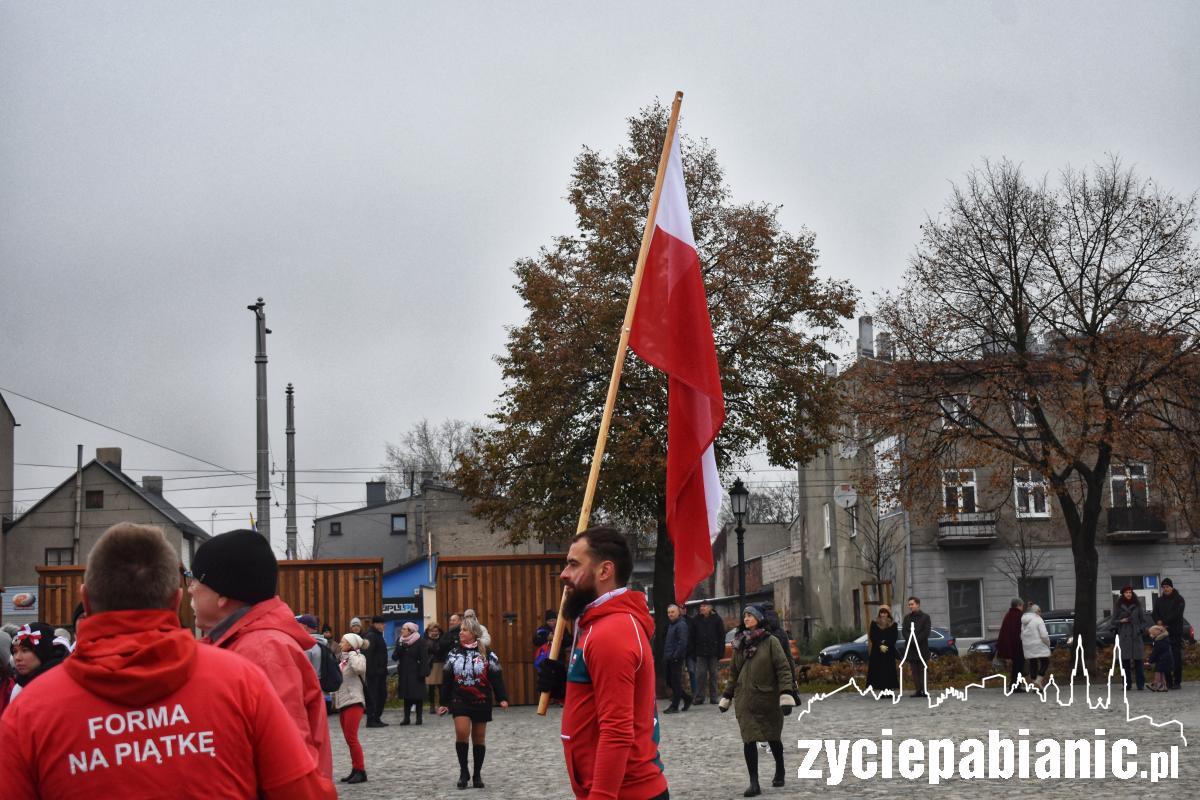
[
  {"left": 937, "top": 512, "right": 998, "bottom": 547},
  {"left": 1106, "top": 505, "right": 1168, "bottom": 542}
]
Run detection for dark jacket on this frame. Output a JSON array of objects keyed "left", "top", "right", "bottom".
[
  {"left": 903, "top": 609, "right": 931, "bottom": 654},
  {"left": 1114, "top": 598, "right": 1150, "bottom": 659},
  {"left": 391, "top": 638, "right": 429, "bottom": 700},
  {"left": 425, "top": 633, "right": 449, "bottom": 664},
  {"left": 996, "top": 607, "right": 1024, "bottom": 660},
  {"left": 664, "top": 616, "right": 689, "bottom": 661},
  {"left": 684, "top": 614, "right": 698, "bottom": 658},
  {"left": 693, "top": 611, "right": 727, "bottom": 659},
  {"left": 1153, "top": 591, "right": 1186, "bottom": 638},
  {"left": 363, "top": 628, "right": 389, "bottom": 676},
  {"left": 1149, "top": 636, "right": 1173, "bottom": 672}
]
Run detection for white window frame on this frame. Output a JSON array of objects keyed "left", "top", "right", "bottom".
[
  {"left": 1014, "top": 467, "right": 1050, "bottom": 518},
  {"left": 1013, "top": 392, "right": 1037, "bottom": 428},
  {"left": 940, "top": 394, "right": 972, "bottom": 428},
  {"left": 1110, "top": 464, "right": 1149, "bottom": 509},
  {"left": 823, "top": 503, "right": 832, "bottom": 549},
  {"left": 942, "top": 469, "right": 977, "bottom": 514},
  {"left": 847, "top": 506, "right": 858, "bottom": 538}
]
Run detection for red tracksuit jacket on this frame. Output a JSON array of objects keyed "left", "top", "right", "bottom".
[
  {"left": 0, "top": 609, "right": 335, "bottom": 799},
  {"left": 561, "top": 588, "right": 668, "bottom": 800}
]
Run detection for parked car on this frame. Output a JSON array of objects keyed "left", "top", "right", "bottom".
[
  {"left": 817, "top": 627, "right": 957, "bottom": 665},
  {"left": 1089, "top": 615, "right": 1195, "bottom": 648},
  {"left": 968, "top": 617, "right": 1073, "bottom": 658}
]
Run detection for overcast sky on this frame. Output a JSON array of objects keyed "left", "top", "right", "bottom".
[{"left": 2, "top": 2, "right": 1197, "bottom": 557}]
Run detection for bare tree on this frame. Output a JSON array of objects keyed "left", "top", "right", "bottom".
[
  {"left": 851, "top": 156, "right": 1200, "bottom": 667},
  {"left": 380, "top": 418, "right": 476, "bottom": 498},
  {"left": 845, "top": 506, "right": 907, "bottom": 586},
  {"left": 995, "top": 518, "right": 1050, "bottom": 601},
  {"left": 718, "top": 481, "right": 801, "bottom": 527}
]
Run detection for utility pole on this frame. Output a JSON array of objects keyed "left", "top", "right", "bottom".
[
  {"left": 72, "top": 444, "right": 83, "bottom": 564},
  {"left": 248, "top": 298, "right": 271, "bottom": 543},
  {"left": 285, "top": 383, "right": 297, "bottom": 560}
]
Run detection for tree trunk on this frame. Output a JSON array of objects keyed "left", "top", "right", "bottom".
[
  {"left": 651, "top": 514, "right": 674, "bottom": 694},
  {"left": 1060, "top": 478, "right": 1105, "bottom": 675}
]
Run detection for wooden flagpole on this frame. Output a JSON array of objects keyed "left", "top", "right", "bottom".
[{"left": 538, "top": 90, "right": 684, "bottom": 715}]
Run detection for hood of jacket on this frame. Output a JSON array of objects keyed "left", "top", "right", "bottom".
[
  {"left": 579, "top": 587, "right": 654, "bottom": 640},
  {"left": 207, "top": 596, "right": 312, "bottom": 651},
  {"left": 64, "top": 609, "right": 197, "bottom": 707}
]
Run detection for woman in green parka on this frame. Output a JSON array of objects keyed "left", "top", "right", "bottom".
[{"left": 719, "top": 605, "right": 797, "bottom": 797}]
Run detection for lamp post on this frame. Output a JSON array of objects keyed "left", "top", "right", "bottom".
[{"left": 729, "top": 477, "right": 750, "bottom": 612}]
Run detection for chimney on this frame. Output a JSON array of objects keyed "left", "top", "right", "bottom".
[
  {"left": 366, "top": 480, "right": 387, "bottom": 506},
  {"left": 858, "top": 316, "right": 874, "bottom": 358},
  {"left": 142, "top": 475, "right": 163, "bottom": 495},
  {"left": 876, "top": 332, "right": 893, "bottom": 361},
  {"left": 96, "top": 447, "right": 122, "bottom": 471}
]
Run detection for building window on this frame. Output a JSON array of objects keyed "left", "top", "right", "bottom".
[
  {"left": 847, "top": 506, "right": 858, "bottom": 538},
  {"left": 45, "top": 547, "right": 73, "bottom": 566},
  {"left": 1110, "top": 464, "right": 1148, "bottom": 508},
  {"left": 330, "top": 521, "right": 342, "bottom": 536},
  {"left": 391, "top": 514, "right": 408, "bottom": 535},
  {"left": 939, "top": 394, "right": 973, "bottom": 428},
  {"left": 1013, "top": 393, "right": 1037, "bottom": 428},
  {"left": 1014, "top": 468, "right": 1050, "bottom": 517},
  {"left": 1020, "top": 576, "right": 1053, "bottom": 612},
  {"left": 942, "top": 469, "right": 977, "bottom": 514},
  {"left": 85, "top": 490, "right": 104, "bottom": 509},
  {"left": 852, "top": 588, "right": 862, "bottom": 630},
  {"left": 822, "top": 503, "right": 831, "bottom": 549},
  {"left": 947, "top": 579, "right": 983, "bottom": 638}
]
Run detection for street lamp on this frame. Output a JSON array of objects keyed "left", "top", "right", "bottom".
[{"left": 729, "top": 478, "right": 750, "bottom": 612}]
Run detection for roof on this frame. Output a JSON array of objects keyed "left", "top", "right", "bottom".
[
  {"left": 0, "top": 391, "right": 14, "bottom": 424},
  {"left": 11, "top": 459, "right": 208, "bottom": 541},
  {"left": 313, "top": 481, "right": 465, "bottom": 523}
]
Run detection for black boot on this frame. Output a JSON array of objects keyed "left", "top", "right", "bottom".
[
  {"left": 769, "top": 740, "right": 785, "bottom": 787},
  {"left": 472, "top": 744, "right": 487, "bottom": 787},
  {"left": 456, "top": 742, "right": 470, "bottom": 789},
  {"left": 340, "top": 770, "right": 356, "bottom": 783},
  {"left": 416, "top": 703, "right": 423, "bottom": 725},
  {"left": 743, "top": 742, "right": 761, "bottom": 796},
  {"left": 346, "top": 769, "right": 367, "bottom": 784}
]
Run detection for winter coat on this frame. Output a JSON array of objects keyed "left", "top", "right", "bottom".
[
  {"left": 1153, "top": 591, "right": 1186, "bottom": 638},
  {"left": 561, "top": 587, "right": 668, "bottom": 800},
  {"left": 363, "top": 628, "right": 389, "bottom": 676},
  {"left": 203, "top": 596, "right": 333, "bottom": 778},
  {"left": 1149, "top": 636, "right": 1173, "bottom": 672},
  {"left": 724, "top": 631, "right": 794, "bottom": 743},
  {"left": 1113, "top": 598, "right": 1150, "bottom": 660},
  {"left": 0, "top": 609, "right": 335, "bottom": 800},
  {"left": 391, "top": 638, "right": 429, "bottom": 701},
  {"left": 684, "top": 614, "right": 698, "bottom": 658},
  {"left": 693, "top": 611, "right": 727, "bottom": 659},
  {"left": 902, "top": 609, "right": 931, "bottom": 654},
  {"left": 995, "top": 608, "right": 1024, "bottom": 661},
  {"left": 1020, "top": 612, "right": 1051, "bottom": 659},
  {"left": 663, "top": 617, "right": 689, "bottom": 661},
  {"left": 332, "top": 650, "right": 367, "bottom": 710},
  {"left": 304, "top": 632, "right": 325, "bottom": 683}
]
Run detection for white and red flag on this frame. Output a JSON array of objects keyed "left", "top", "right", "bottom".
[{"left": 629, "top": 129, "right": 726, "bottom": 605}]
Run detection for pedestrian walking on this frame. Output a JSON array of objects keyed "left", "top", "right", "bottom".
[
  {"left": 425, "top": 623, "right": 447, "bottom": 713},
  {"left": 663, "top": 603, "right": 692, "bottom": 713},
  {"left": 393, "top": 621, "right": 430, "bottom": 725},
  {"left": 1020, "top": 604, "right": 1052, "bottom": 690},
  {"left": 439, "top": 615, "right": 508, "bottom": 789},
  {"left": 1114, "top": 586, "right": 1149, "bottom": 690},
  {"left": 693, "top": 601, "right": 727, "bottom": 704},
  {"left": 332, "top": 632, "right": 369, "bottom": 784},
  {"left": 7, "top": 622, "right": 69, "bottom": 704},
  {"left": 1153, "top": 578, "right": 1185, "bottom": 690},
  {"left": 901, "top": 596, "right": 931, "bottom": 698},
  {"left": 363, "top": 615, "right": 390, "bottom": 727},
  {"left": 719, "top": 605, "right": 796, "bottom": 796},
  {"left": 535, "top": 526, "right": 669, "bottom": 800},
  {"left": 189, "top": 529, "right": 333, "bottom": 777},
  {"left": 995, "top": 598, "right": 1025, "bottom": 694},
  {"left": 0, "top": 522, "right": 335, "bottom": 799},
  {"left": 866, "top": 605, "right": 900, "bottom": 694},
  {"left": 1148, "top": 624, "right": 1173, "bottom": 691}
]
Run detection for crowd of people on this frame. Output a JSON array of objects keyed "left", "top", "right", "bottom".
[{"left": 1, "top": 518, "right": 1189, "bottom": 798}]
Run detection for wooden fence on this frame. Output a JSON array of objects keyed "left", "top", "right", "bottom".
[
  {"left": 436, "top": 553, "right": 566, "bottom": 706},
  {"left": 36, "top": 558, "right": 381, "bottom": 636}
]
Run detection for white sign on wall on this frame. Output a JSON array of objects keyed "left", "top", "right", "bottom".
[{"left": 2, "top": 585, "right": 39, "bottom": 617}]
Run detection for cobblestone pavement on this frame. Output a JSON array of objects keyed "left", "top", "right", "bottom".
[{"left": 333, "top": 686, "right": 1200, "bottom": 798}]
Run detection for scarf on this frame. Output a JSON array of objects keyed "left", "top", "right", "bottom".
[
  {"left": 400, "top": 630, "right": 421, "bottom": 646},
  {"left": 733, "top": 627, "right": 770, "bottom": 660}
]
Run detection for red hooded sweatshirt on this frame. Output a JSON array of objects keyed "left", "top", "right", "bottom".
[
  {"left": 201, "top": 596, "right": 333, "bottom": 778},
  {"left": 0, "top": 609, "right": 335, "bottom": 800},
  {"left": 561, "top": 588, "right": 668, "bottom": 800}
]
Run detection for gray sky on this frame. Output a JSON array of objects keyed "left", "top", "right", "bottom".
[{"left": 2, "top": 2, "right": 1197, "bottom": 555}]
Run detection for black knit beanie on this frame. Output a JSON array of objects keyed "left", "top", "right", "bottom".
[
  {"left": 12, "top": 622, "right": 63, "bottom": 665},
  {"left": 191, "top": 529, "right": 278, "bottom": 604}
]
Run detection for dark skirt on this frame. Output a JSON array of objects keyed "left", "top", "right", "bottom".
[{"left": 451, "top": 703, "right": 493, "bottom": 723}]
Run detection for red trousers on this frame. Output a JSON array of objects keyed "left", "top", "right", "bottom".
[{"left": 339, "top": 703, "right": 365, "bottom": 770}]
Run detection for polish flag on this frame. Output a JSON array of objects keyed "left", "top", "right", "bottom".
[{"left": 629, "top": 128, "right": 726, "bottom": 605}]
